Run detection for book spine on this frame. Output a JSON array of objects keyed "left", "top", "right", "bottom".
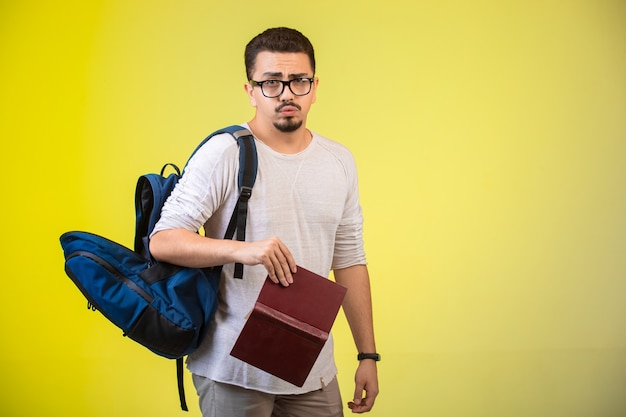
[{"left": 253, "top": 302, "right": 329, "bottom": 344}]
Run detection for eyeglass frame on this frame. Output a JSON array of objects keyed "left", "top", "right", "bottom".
[{"left": 249, "top": 77, "right": 315, "bottom": 98}]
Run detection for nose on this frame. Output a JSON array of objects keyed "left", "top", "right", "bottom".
[{"left": 279, "top": 81, "right": 295, "bottom": 101}]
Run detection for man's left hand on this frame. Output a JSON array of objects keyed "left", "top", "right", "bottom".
[{"left": 347, "top": 359, "right": 379, "bottom": 413}]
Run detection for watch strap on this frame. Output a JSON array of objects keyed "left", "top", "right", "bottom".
[{"left": 357, "top": 352, "right": 381, "bottom": 361}]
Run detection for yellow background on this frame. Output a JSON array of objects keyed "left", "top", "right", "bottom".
[{"left": 2, "top": 1, "right": 625, "bottom": 416}]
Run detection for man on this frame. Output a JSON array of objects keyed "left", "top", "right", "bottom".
[{"left": 150, "top": 27, "right": 379, "bottom": 416}]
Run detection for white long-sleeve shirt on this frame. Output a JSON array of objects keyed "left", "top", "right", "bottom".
[{"left": 152, "top": 125, "right": 366, "bottom": 394}]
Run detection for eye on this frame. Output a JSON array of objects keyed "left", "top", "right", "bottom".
[{"left": 264, "top": 80, "right": 281, "bottom": 86}]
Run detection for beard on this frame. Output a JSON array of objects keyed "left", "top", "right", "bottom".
[
  {"left": 274, "top": 102, "right": 303, "bottom": 132},
  {"left": 273, "top": 118, "right": 303, "bottom": 133}
]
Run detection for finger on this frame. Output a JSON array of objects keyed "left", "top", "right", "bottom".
[
  {"left": 273, "top": 241, "right": 296, "bottom": 285},
  {"left": 277, "top": 240, "right": 297, "bottom": 274},
  {"left": 277, "top": 257, "right": 293, "bottom": 285},
  {"left": 273, "top": 242, "right": 295, "bottom": 283},
  {"left": 268, "top": 253, "right": 291, "bottom": 287},
  {"left": 347, "top": 397, "right": 373, "bottom": 414},
  {"left": 260, "top": 250, "right": 279, "bottom": 284},
  {"left": 265, "top": 260, "right": 279, "bottom": 284},
  {"left": 358, "top": 395, "right": 374, "bottom": 412},
  {"left": 352, "top": 383, "right": 365, "bottom": 408}
]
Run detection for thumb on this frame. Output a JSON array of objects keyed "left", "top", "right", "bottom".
[{"left": 353, "top": 381, "right": 365, "bottom": 404}]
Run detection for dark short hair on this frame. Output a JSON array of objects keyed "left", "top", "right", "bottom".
[{"left": 244, "top": 27, "right": 316, "bottom": 80}]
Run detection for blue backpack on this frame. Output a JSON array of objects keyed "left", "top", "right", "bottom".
[{"left": 60, "top": 126, "right": 257, "bottom": 410}]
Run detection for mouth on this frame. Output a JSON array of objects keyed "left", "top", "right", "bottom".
[{"left": 276, "top": 102, "right": 301, "bottom": 116}]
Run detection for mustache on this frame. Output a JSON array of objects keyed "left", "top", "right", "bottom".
[{"left": 275, "top": 102, "right": 302, "bottom": 112}]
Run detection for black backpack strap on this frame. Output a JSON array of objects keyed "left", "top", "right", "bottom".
[
  {"left": 232, "top": 130, "right": 257, "bottom": 278},
  {"left": 177, "top": 358, "right": 188, "bottom": 411}
]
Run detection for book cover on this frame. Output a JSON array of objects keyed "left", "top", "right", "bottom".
[{"left": 230, "top": 266, "right": 347, "bottom": 386}]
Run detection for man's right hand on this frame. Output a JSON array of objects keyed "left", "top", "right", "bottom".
[
  {"left": 237, "top": 237, "right": 297, "bottom": 286},
  {"left": 151, "top": 230, "right": 297, "bottom": 286}
]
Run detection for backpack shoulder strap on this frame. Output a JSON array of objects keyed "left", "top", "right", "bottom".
[
  {"left": 188, "top": 126, "right": 257, "bottom": 279},
  {"left": 184, "top": 124, "right": 257, "bottom": 192}
]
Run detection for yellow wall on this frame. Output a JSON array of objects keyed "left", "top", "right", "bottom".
[{"left": 2, "top": 1, "right": 625, "bottom": 416}]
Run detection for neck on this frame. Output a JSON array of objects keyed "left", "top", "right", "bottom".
[{"left": 248, "top": 120, "right": 311, "bottom": 154}]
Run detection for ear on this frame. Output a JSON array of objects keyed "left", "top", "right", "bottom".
[
  {"left": 244, "top": 82, "right": 257, "bottom": 107},
  {"left": 310, "top": 77, "right": 319, "bottom": 104}
]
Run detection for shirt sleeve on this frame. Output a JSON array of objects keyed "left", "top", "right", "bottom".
[
  {"left": 151, "top": 134, "right": 240, "bottom": 236},
  {"left": 331, "top": 148, "right": 367, "bottom": 269}
]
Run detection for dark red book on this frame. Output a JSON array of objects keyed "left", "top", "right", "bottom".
[{"left": 230, "top": 266, "right": 347, "bottom": 386}]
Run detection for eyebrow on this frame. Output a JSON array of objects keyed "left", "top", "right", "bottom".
[{"left": 261, "top": 71, "right": 311, "bottom": 79}]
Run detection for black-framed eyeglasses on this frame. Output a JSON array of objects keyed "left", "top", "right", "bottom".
[{"left": 249, "top": 78, "right": 314, "bottom": 98}]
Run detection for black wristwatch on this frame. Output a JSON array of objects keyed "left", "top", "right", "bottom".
[{"left": 357, "top": 352, "right": 381, "bottom": 361}]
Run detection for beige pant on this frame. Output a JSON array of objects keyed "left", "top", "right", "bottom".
[{"left": 192, "top": 374, "right": 344, "bottom": 417}]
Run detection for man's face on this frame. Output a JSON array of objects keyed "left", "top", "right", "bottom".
[{"left": 246, "top": 51, "right": 318, "bottom": 133}]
